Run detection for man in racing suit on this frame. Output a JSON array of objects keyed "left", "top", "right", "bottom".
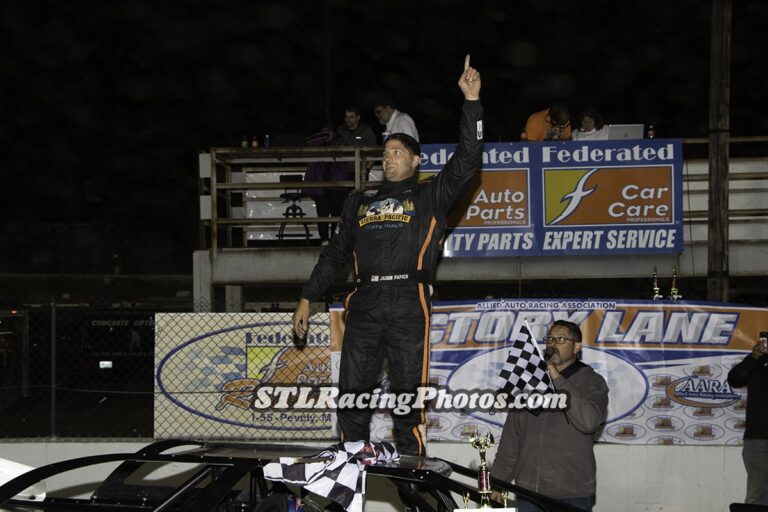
[{"left": 293, "top": 55, "right": 483, "bottom": 456}]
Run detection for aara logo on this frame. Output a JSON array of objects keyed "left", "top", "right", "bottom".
[
  {"left": 665, "top": 376, "right": 740, "bottom": 408},
  {"left": 544, "top": 166, "right": 673, "bottom": 226}
]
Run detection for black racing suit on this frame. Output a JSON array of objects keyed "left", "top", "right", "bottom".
[{"left": 301, "top": 99, "right": 484, "bottom": 455}]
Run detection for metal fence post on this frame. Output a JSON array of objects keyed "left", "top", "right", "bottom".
[
  {"left": 354, "top": 146, "right": 361, "bottom": 189},
  {"left": 50, "top": 297, "right": 57, "bottom": 439},
  {"left": 21, "top": 311, "right": 30, "bottom": 398}
]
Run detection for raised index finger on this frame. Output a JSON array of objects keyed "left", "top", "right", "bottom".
[{"left": 464, "top": 54, "right": 471, "bottom": 71}]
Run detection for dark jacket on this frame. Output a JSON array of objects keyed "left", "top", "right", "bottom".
[
  {"left": 301, "top": 100, "right": 483, "bottom": 303},
  {"left": 727, "top": 353, "right": 768, "bottom": 439},
  {"left": 336, "top": 123, "right": 377, "bottom": 147},
  {"left": 491, "top": 361, "right": 609, "bottom": 499}
]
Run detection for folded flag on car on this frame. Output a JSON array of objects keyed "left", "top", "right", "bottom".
[{"left": 263, "top": 441, "right": 399, "bottom": 512}]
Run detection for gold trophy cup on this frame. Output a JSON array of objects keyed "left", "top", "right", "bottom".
[
  {"left": 652, "top": 266, "right": 663, "bottom": 300},
  {"left": 470, "top": 431, "right": 495, "bottom": 508},
  {"left": 669, "top": 265, "right": 683, "bottom": 301}
]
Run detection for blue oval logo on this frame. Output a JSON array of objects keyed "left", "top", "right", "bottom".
[{"left": 155, "top": 320, "right": 332, "bottom": 431}]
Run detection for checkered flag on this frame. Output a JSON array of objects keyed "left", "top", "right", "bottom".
[
  {"left": 496, "top": 324, "right": 554, "bottom": 395},
  {"left": 263, "top": 441, "right": 398, "bottom": 512}
]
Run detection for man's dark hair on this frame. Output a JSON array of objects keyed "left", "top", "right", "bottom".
[
  {"left": 549, "top": 103, "right": 571, "bottom": 125},
  {"left": 344, "top": 105, "right": 363, "bottom": 116},
  {"left": 551, "top": 320, "right": 582, "bottom": 343},
  {"left": 579, "top": 106, "right": 605, "bottom": 130},
  {"left": 386, "top": 133, "right": 420, "bottom": 156},
  {"left": 375, "top": 98, "right": 396, "bottom": 109}
]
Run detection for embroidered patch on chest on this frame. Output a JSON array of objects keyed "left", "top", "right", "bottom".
[{"left": 357, "top": 198, "right": 415, "bottom": 227}]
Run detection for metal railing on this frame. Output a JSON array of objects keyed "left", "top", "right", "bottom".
[
  {"left": 205, "top": 145, "right": 383, "bottom": 253},
  {"left": 200, "top": 138, "right": 768, "bottom": 252}
]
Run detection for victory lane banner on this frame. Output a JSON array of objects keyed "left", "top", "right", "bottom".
[
  {"left": 418, "top": 139, "right": 683, "bottom": 257},
  {"left": 154, "top": 300, "right": 761, "bottom": 444},
  {"left": 329, "top": 299, "right": 760, "bottom": 446}
]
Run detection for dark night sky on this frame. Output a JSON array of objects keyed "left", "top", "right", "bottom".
[{"left": 1, "top": 0, "right": 766, "bottom": 274}]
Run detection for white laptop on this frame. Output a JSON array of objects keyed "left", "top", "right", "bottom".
[{"left": 605, "top": 124, "right": 645, "bottom": 140}]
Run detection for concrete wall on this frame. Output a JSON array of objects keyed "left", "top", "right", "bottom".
[{"left": 0, "top": 441, "right": 747, "bottom": 511}]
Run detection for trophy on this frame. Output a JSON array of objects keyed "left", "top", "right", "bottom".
[
  {"left": 669, "top": 266, "right": 683, "bottom": 301},
  {"left": 651, "top": 267, "right": 663, "bottom": 300},
  {"left": 470, "top": 430, "right": 495, "bottom": 508}
]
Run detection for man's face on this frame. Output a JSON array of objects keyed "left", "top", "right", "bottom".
[
  {"left": 374, "top": 105, "right": 393, "bottom": 125},
  {"left": 382, "top": 139, "right": 419, "bottom": 182},
  {"left": 344, "top": 111, "right": 360, "bottom": 130},
  {"left": 545, "top": 324, "right": 581, "bottom": 368}
]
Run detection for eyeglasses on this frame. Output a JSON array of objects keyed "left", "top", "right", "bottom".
[{"left": 544, "top": 335, "right": 576, "bottom": 345}]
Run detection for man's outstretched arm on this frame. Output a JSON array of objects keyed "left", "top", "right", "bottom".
[{"left": 432, "top": 54, "right": 484, "bottom": 213}]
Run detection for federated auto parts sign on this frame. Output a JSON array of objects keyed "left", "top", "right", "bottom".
[{"left": 419, "top": 139, "right": 683, "bottom": 257}]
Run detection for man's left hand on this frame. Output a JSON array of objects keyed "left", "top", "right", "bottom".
[
  {"left": 751, "top": 339, "right": 768, "bottom": 360},
  {"left": 458, "top": 54, "right": 481, "bottom": 100}
]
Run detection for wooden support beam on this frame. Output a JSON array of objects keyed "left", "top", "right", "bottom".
[{"left": 707, "top": 0, "right": 732, "bottom": 301}]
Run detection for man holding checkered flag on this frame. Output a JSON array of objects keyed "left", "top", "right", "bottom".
[
  {"left": 492, "top": 320, "right": 609, "bottom": 512},
  {"left": 496, "top": 322, "right": 554, "bottom": 396}
]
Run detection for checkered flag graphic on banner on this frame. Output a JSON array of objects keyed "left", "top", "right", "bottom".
[
  {"left": 496, "top": 325, "right": 554, "bottom": 395},
  {"left": 263, "top": 441, "right": 399, "bottom": 512}
]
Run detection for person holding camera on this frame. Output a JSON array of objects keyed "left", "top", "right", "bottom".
[{"left": 727, "top": 332, "right": 768, "bottom": 505}]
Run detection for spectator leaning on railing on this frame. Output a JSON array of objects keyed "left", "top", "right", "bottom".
[
  {"left": 303, "top": 127, "right": 346, "bottom": 244},
  {"left": 520, "top": 103, "right": 571, "bottom": 141},
  {"left": 335, "top": 105, "right": 377, "bottom": 182},
  {"left": 373, "top": 98, "right": 419, "bottom": 143},
  {"left": 571, "top": 107, "right": 608, "bottom": 141}
]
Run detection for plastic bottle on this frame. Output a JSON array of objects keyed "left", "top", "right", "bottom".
[
  {"left": 251, "top": 136, "right": 259, "bottom": 148},
  {"left": 241, "top": 136, "right": 249, "bottom": 148},
  {"left": 646, "top": 125, "right": 656, "bottom": 139},
  {"left": 263, "top": 134, "right": 271, "bottom": 148}
]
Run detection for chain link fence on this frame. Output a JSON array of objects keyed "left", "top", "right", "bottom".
[
  {"left": 0, "top": 303, "right": 156, "bottom": 439},
  {"left": 2, "top": 284, "right": 765, "bottom": 441},
  {"left": 0, "top": 300, "right": 330, "bottom": 441}
]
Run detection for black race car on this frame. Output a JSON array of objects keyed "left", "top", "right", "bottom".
[{"left": 0, "top": 440, "right": 584, "bottom": 512}]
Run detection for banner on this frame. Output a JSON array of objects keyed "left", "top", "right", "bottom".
[
  {"left": 154, "top": 313, "right": 334, "bottom": 439},
  {"left": 154, "top": 300, "right": 762, "bottom": 445},
  {"left": 419, "top": 139, "right": 683, "bottom": 257},
  {"left": 331, "top": 299, "right": 762, "bottom": 445}
]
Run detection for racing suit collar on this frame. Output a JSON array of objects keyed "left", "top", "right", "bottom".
[{"left": 380, "top": 175, "right": 418, "bottom": 192}]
